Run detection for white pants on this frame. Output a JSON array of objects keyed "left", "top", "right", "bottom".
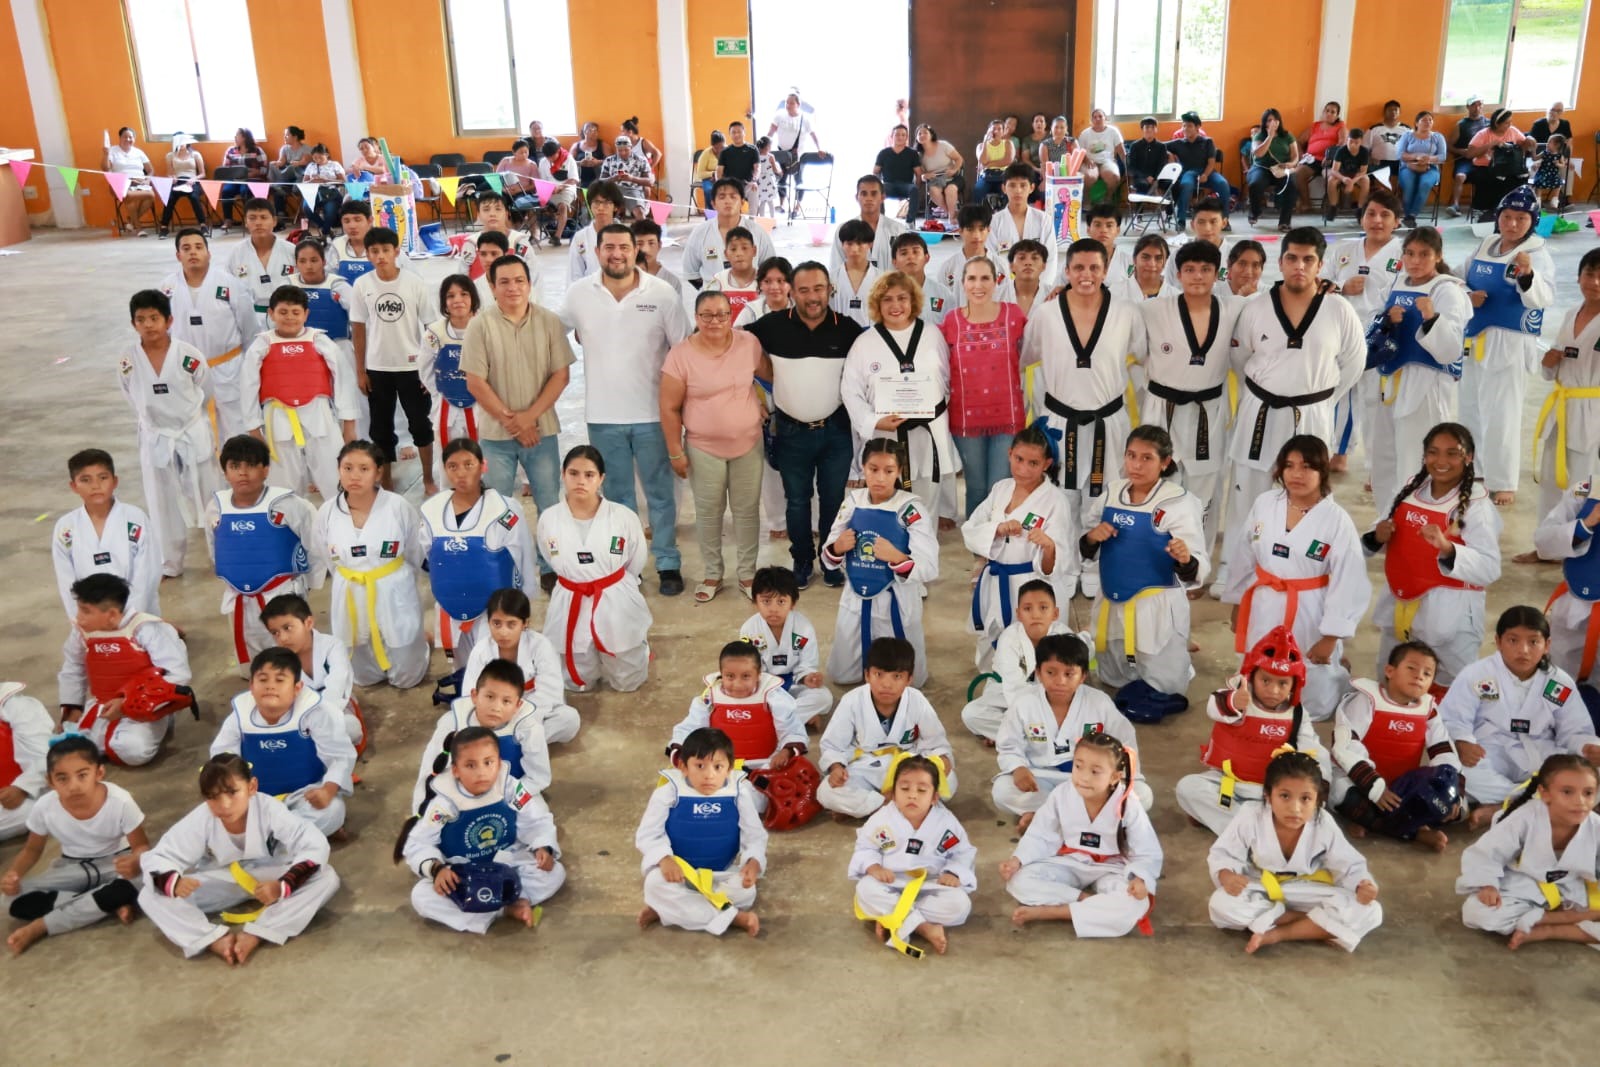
[
  {"left": 1539, "top": 442, "right": 1596, "bottom": 537},
  {"left": 827, "top": 589, "right": 929, "bottom": 687},
  {"left": 265, "top": 424, "right": 341, "bottom": 501},
  {"left": 1373, "top": 588, "right": 1485, "bottom": 687},
  {"left": 1217, "top": 464, "right": 1276, "bottom": 596},
  {"left": 352, "top": 634, "right": 432, "bottom": 690},
  {"left": 1462, "top": 893, "right": 1600, "bottom": 947},
  {"left": 563, "top": 641, "right": 650, "bottom": 694},
  {"left": 1300, "top": 659, "right": 1353, "bottom": 723},
  {"left": 854, "top": 877, "right": 971, "bottom": 942},
  {"left": 1175, "top": 771, "right": 1259, "bottom": 835},
  {"left": 1208, "top": 880, "right": 1382, "bottom": 951},
  {"left": 1180, "top": 466, "right": 1225, "bottom": 554},
  {"left": 10, "top": 854, "right": 129, "bottom": 936},
  {"left": 1093, "top": 592, "right": 1194, "bottom": 696},
  {"left": 409, "top": 852, "right": 566, "bottom": 934},
  {"left": 437, "top": 609, "right": 483, "bottom": 661},
  {"left": 211, "top": 362, "right": 248, "bottom": 448},
  {"left": 1462, "top": 761, "right": 1532, "bottom": 807},
  {"left": 539, "top": 702, "right": 582, "bottom": 745},
  {"left": 642, "top": 866, "right": 756, "bottom": 935},
  {"left": 226, "top": 580, "right": 308, "bottom": 669},
  {"left": 0, "top": 795, "right": 36, "bottom": 841},
  {"left": 1459, "top": 356, "right": 1525, "bottom": 493},
  {"left": 142, "top": 449, "right": 219, "bottom": 578},
  {"left": 1005, "top": 860, "right": 1152, "bottom": 938},
  {"left": 279, "top": 788, "right": 346, "bottom": 838},
  {"left": 991, "top": 767, "right": 1073, "bottom": 815},
  {"left": 138, "top": 862, "right": 340, "bottom": 957},
  {"left": 1370, "top": 392, "right": 1452, "bottom": 519},
  {"left": 960, "top": 693, "right": 1005, "bottom": 742},
  {"left": 785, "top": 682, "right": 834, "bottom": 721},
  {"left": 87, "top": 711, "right": 172, "bottom": 767}
]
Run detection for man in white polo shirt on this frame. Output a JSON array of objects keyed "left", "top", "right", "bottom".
[{"left": 560, "top": 223, "right": 692, "bottom": 595}]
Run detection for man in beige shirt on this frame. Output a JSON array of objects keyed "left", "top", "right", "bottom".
[{"left": 462, "top": 254, "right": 575, "bottom": 587}]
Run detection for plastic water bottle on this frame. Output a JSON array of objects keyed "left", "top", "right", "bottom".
[{"left": 829, "top": 207, "right": 836, "bottom": 223}]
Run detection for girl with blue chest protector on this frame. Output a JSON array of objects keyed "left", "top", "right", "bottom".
[
  {"left": 421, "top": 275, "right": 481, "bottom": 490},
  {"left": 293, "top": 238, "right": 363, "bottom": 440},
  {"left": 822, "top": 440, "right": 941, "bottom": 687}
]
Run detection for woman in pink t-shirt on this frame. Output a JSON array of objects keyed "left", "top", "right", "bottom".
[
  {"left": 939, "top": 256, "right": 1028, "bottom": 515},
  {"left": 661, "top": 290, "right": 774, "bottom": 602},
  {"left": 1293, "top": 101, "right": 1347, "bottom": 208}
]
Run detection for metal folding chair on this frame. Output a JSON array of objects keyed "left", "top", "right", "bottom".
[
  {"left": 791, "top": 153, "right": 833, "bottom": 220},
  {"left": 1126, "top": 161, "right": 1181, "bottom": 234}
]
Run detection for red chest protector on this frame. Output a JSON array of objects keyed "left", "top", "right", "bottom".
[
  {"left": 1352, "top": 679, "right": 1431, "bottom": 782},
  {"left": 705, "top": 674, "right": 782, "bottom": 761},
  {"left": 1199, "top": 696, "right": 1301, "bottom": 785},
  {"left": 259, "top": 337, "right": 333, "bottom": 406},
  {"left": 719, "top": 288, "right": 758, "bottom": 320},
  {"left": 83, "top": 614, "right": 161, "bottom": 705},
  {"left": 1385, "top": 490, "right": 1478, "bottom": 601},
  {"left": 0, "top": 722, "right": 20, "bottom": 789}
]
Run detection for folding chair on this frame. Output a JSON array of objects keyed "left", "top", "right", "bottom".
[
  {"left": 409, "top": 163, "right": 445, "bottom": 225},
  {"left": 791, "top": 153, "right": 833, "bottom": 220},
  {"left": 211, "top": 165, "right": 247, "bottom": 228},
  {"left": 453, "top": 162, "right": 492, "bottom": 228},
  {"left": 1126, "top": 161, "right": 1181, "bottom": 234},
  {"left": 1590, "top": 132, "right": 1599, "bottom": 205},
  {"left": 429, "top": 152, "right": 466, "bottom": 172},
  {"left": 482, "top": 150, "right": 512, "bottom": 167}
]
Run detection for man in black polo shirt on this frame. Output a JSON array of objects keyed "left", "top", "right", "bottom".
[
  {"left": 1166, "top": 111, "right": 1230, "bottom": 227},
  {"left": 746, "top": 260, "right": 863, "bottom": 588},
  {"left": 717, "top": 121, "right": 760, "bottom": 199}
]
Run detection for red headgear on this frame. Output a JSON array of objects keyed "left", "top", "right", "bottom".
[{"left": 1240, "top": 626, "right": 1307, "bottom": 707}]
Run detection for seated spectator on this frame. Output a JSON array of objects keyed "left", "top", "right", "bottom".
[
  {"left": 347, "top": 135, "right": 391, "bottom": 183},
  {"left": 158, "top": 135, "right": 207, "bottom": 238},
  {"left": 103, "top": 126, "right": 155, "bottom": 236},
  {"left": 621, "top": 117, "right": 663, "bottom": 174},
  {"left": 875, "top": 124, "right": 921, "bottom": 207},
  {"left": 269, "top": 125, "right": 313, "bottom": 226},
  {"left": 694, "top": 130, "right": 724, "bottom": 207},
  {"left": 1167, "top": 111, "right": 1230, "bottom": 227},
  {"left": 717, "top": 122, "right": 760, "bottom": 200},
  {"left": 1365, "top": 100, "right": 1409, "bottom": 177},
  {"left": 1035, "top": 116, "right": 1077, "bottom": 173},
  {"left": 217, "top": 127, "right": 269, "bottom": 233},
  {"left": 1246, "top": 108, "right": 1298, "bottom": 229},
  {"left": 1323, "top": 127, "right": 1370, "bottom": 222},
  {"left": 767, "top": 91, "right": 827, "bottom": 211},
  {"left": 1396, "top": 111, "right": 1447, "bottom": 227},
  {"left": 1292, "top": 100, "right": 1345, "bottom": 209},
  {"left": 1447, "top": 94, "right": 1490, "bottom": 217},
  {"left": 1125, "top": 117, "right": 1168, "bottom": 194},
  {"left": 571, "top": 122, "right": 607, "bottom": 189},
  {"left": 527, "top": 120, "right": 565, "bottom": 167},
  {"left": 1020, "top": 113, "right": 1051, "bottom": 173},
  {"left": 496, "top": 139, "right": 542, "bottom": 208},
  {"left": 537, "top": 142, "right": 580, "bottom": 244},
  {"left": 297, "top": 142, "right": 346, "bottom": 237},
  {"left": 1466, "top": 108, "right": 1531, "bottom": 217},
  {"left": 1078, "top": 109, "right": 1125, "bottom": 197},
  {"left": 1529, "top": 101, "right": 1572, "bottom": 146},
  {"left": 600, "top": 134, "right": 654, "bottom": 219},
  {"left": 973, "top": 119, "right": 1016, "bottom": 204},
  {"left": 916, "top": 123, "right": 963, "bottom": 220}
]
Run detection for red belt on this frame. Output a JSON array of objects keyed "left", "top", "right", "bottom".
[
  {"left": 558, "top": 567, "right": 627, "bottom": 686},
  {"left": 438, "top": 397, "right": 478, "bottom": 446},
  {"left": 1234, "top": 565, "right": 1330, "bottom": 654},
  {"left": 231, "top": 573, "right": 297, "bottom": 665},
  {"left": 1548, "top": 582, "right": 1600, "bottom": 683}
]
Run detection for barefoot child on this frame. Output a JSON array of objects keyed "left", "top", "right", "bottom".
[
  {"left": 1, "top": 737, "right": 147, "bottom": 955},
  {"left": 260, "top": 593, "right": 364, "bottom": 750},
  {"left": 635, "top": 727, "right": 765, "bottom": 938},
  {"left": 992, "top": 634, "right": 1152, "bottom": 818},
  {"left": 399, "top": 726, "right": 563, "bottom": 935},
  {"left": 1208, "top": 751, "right": 1382, "bottom": 953},
  {"left": 414, "top": 658, "right": 551, "bottom": 811},
  {"left": 458, "top": 589, "right": 578, "bottom": 745},
  {"left": 139, "top": 754, "right": 340, "bottom": 964},
  {"left": 1331, "top": 641, "right": 1464, "bottom": 851},
  {"left": 1459, "top": 754, "right": 1600, "bottom": 950},
  {"left": 850, "top": 755, "right": 976, "bottom": 957},
  {"left": 818, "top": 637, "right": 956, "bottom": 818},
  {"left": 52, "top": 449, "right": 163, "bottom": 620},
  {"left": 739, "top": 566, "right": 834, "bottom": 726},
  {"left": 210, "top": 648, "right": 356, "bottom": 837},
  {"left": 1000, "top": 732, "right": 1161, "bottom": 938},
  {"left": 669, "top": 641, "right": 808, "bottom": 785},
  {"left": 959, "top": 579, "right": 1070, "bottom": 742}
]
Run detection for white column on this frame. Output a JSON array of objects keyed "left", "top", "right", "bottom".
[
  {"left": 656, "top": 0, "right": 694, "bottom": 205},
  {"left": 321, "top": 0, "right": 369, "bottom": 161},
  {"left": 1314, "top": 0, "right": 1356, "bottom": 111},
  {"left": 12, "top": 0, "right": 82, "bottom": 226}
]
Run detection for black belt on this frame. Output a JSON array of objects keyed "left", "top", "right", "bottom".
[
  {"left": 896, "top": 399, "right": 949, "bottom": 490},
  {"left": 1042, "top": 392, "right": 1123, "bottom": 495},
  {"left": 775, "top": 405, "right": 844, "bottom": 431},
  {"left": 1244, "top": 377, "right": 1335, "bottom": 461},
  {"left": 1147, "top": 379, "right": 1225, "bottom": 463}
]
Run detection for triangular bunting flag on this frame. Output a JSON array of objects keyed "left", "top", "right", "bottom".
[
  {"left": 150, "top": 176, "right": 173, "bottom": 204},
  {"left": 647, "top": 199, "right": 671, "bottom": 226},
  {"left": 246, "top": 181, "right": 270, "bottom": 199},
  {"left": 1372, "top": 167, "right": 1391, "bottom": 189},
  {"left": 199, "top": 179, "right": 223, "bottom": 207},
  {"left": 9, "top": 160, "right": 31, "bottom": 185},
  {"left": 533, "top": 179, "right": 555, "bottom": 203},
  {"left": 58, "top": 167, "right": 80, "bottom": 195},
  {"left": 752, "top": 215, "right": 777, "bottom": 233},
  {"left": 345, "top": 181, "right": 368, "bottom": 200},
  {"left": 103, "top": 170, "right": 130, "bottom": 200},
  {"left": 483, "top": 173, "right": 504, "bottom": 194},
  {"left": 438, "top": 176, "right": 460, "bottom": 205},
  {"left": 298, "top": 182, "right": 320, "bottom": 209}
]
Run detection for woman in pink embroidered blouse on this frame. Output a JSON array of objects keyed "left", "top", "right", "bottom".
[{"left": 938, "top": 255, "right": 1028, "bottom": 515}]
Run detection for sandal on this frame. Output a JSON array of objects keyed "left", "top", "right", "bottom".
[{"left": 693, "top": 580, "right": 721, "bottom": 603}]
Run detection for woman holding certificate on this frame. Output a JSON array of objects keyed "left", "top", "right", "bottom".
[{"left": 840, "top": 273, "right": 954, "bottom": 508}]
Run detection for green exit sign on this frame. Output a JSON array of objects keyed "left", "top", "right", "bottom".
[{"left": 714, "top": 36, "right": 748, "bottom": 58}]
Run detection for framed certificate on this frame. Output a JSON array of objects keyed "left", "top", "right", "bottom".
[{"left": 875, "top": 372, "right": 939, "bottom": 419}]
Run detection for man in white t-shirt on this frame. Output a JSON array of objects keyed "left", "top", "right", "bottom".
[
  {"left": 1365, "top": 99, "right": 1410, "bottom": 185},
  {"left": 766, "top": 91, "right": 827, "bottom": 212},
  {"left": 349, "top": 226, "right": 440, "bottom": 494},
  {"left": 1077, "top": 109, "right": 1126, "bottom": 197},
  {"left": 559, "top": 223, "right": 692, "bottom": 595}
]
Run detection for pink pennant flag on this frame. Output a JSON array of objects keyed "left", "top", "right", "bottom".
[
  {"left": 8, "top": 159, "right": 31, "bottom": 185},
  {"left": 533, "top": 179, "right": 555, "bottom": 203},
  {"left": 103, "top": 170, "right": 130, "bottom": 200},
  {"left": 150, "top": 176, "right": 173, "bottom": 204},
  {"left": 246, "top": 181, "right": 270, "bottom": 199},
  {"left": 199, "top": 180, "right": 224, "bottom": 207},
  {"left": 751, "top": 215, "right": 777, "bottom": 233},
  {"left": 648, "top": 199, "right": 671, "bottom": 226}
]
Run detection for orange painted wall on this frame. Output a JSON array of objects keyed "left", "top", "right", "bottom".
[
  {"left": 0, "top": 3, "right": 48, "bottom": 214},
  {"left": 687, "top": 0, "right": 753, "bottom": 147},
  {"left": 246, "top": 0, "right": 341, "bottom": 158}
]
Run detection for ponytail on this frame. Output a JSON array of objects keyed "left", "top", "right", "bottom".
[
  {"left": 392, "top": 730, "right": 457, "bottom": 864},
  {"left": 1502, "top": 754, "right": 1600, "bottom": 819}
]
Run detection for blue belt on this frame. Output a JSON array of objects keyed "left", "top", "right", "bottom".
[
  {"left": 861, "top": 584, "right": 906, "bottom": 676},
  {"left": 971, "top": 560, "right": 1036, "bottom": 632}
]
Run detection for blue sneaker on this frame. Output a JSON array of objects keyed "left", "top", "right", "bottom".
[
  {"left": 793, "top": 560, "right": 814, "bottom": 589},
  {"left": 822, "top": 567, "right": 844, "bottom": 588}
]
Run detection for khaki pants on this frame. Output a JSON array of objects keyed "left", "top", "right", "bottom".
[{"left": 687, "top": 443, "right": 763, "bottom": 583}]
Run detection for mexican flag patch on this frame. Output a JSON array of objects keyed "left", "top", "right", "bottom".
[
  {"left": 512, "top": 780, "right": 534, "bottom": 809},
  {"left": 1021, "top": 512, "right": 1043, "bottom": 531},
  {"left": 215, "top": 285, "right": 230, "bottom": 301},
  {"left": 900, "top": 502, "right": 922, "bottom": 526},
  {"left": 181, "top": 354, "right": 200, "bottom": 374},
  {"left": 127, "top": 522, "right": 143, "bottom": 543},
  {"left": 498, "top": 511, "right": 519, "bottom": 530},
  {"left": 792, "top": 633, "right": 808, "bottom": 649},
  {"left": 379, "top": 540, "right": 399, "bottom": 558},
  {"left": 609, "top": 535, "right": 625, "bottom": 554},
  {"left": 1544, "top": 680, "right": 1573, "bottom": 704},
  {"left": 1305, "top": 539, "right": 1331, "bottom": 561}
]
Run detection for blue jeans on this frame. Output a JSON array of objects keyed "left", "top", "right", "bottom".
[
  {"left": 1397, "top": 166, "right": 1439, "bottom": 218},
  {"left": 699, "top": 178, "right": 715, "bottom": 210},
  {"left": 1175, "top": 170, "right": 1231, "bottom": 223},
  {"left": 954, "top": 433, "right": 1013, "bottom": 517},
  {"left": 480, "top": 435, "right": 561, "bottom": 573},
  {"left": 587, "top": 422, "right": 680, "bottom": 570},
  {"left": 770, "top": 408, "right": 852, "bottom": 566}
]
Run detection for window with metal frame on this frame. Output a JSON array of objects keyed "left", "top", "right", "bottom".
[
  {"left": 443, "top": 0, "right": 578, "bottom": 136},
  {"left": 125, "top": 0, "right": 265, "bottom": 140},
  {"left": 1437, "top": 0, "right": 1589, "bottom": 109},
  {"left": 1091, "top": 0, "right": 1228, "bottom": 123}
]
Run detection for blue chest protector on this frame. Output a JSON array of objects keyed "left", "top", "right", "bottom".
[
  {"left": 1100, "top": 505, "right": 1176, "bottom": 601},
  {"left": 1367, "top": 289, "right": 1464, "bottom": 380},
  {"left": 213, "top": 491, "right": 310, "bottom": 594},
  {"left": 439, "top": 789, "right": 518, "bottom": 862},
  {"left": 236, "top": 695, "right": 326, "bottom": 797},
  {"left": 303, "top": 285, "right": 349, "bottom": 341},
  {"left": 451, "top": 698, "right": 528, "bottom": 778},
  {"left": 663, "top": 770, "right": 742, "bottom": 871},
  {"left": 334, "top": 258, "right": 374, "bottom": 286},
  {"left": 1564, "top": 498, "right": 1600, "bottom": 602},
  {"left": 432, "top": 336, "right": 475, "bottom": 408},
  {"left": 845, "top": 504, "right": 912, "bottom": 672},
  {"left": 424, "top": 494, "right": 519, "bottom": 622},
  {"left": 1465, "top": 257, "right": 1543, "bottom": 339}
]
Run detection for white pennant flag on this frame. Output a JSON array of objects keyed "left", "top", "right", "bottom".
[{"left": 298, "top": 182, "right": 321, "bottom": 209}]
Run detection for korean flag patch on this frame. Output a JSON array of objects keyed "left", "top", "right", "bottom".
[
  {"left": 1026, "top": 723, "right": 1049, "bottom": 742},
  {"left": 872, "top": 825, "right": 896, "bottom": 851},
  {"left": 1305, "top": 539, "right": 1331, "bottom": 561}
]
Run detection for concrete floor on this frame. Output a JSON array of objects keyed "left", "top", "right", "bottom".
[{"left": 2, "top": 211, "right": 1599, "bottom": 1065}]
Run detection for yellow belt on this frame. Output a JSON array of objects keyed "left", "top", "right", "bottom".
[
  {"left": 1260, "top": 868, "right": 1335, "bottom": 903},
  {"left": 1465, "top": 334, "right": 1488, "bottom": 364},
  {"left": 336, "top": 557, "right": 408, "bottom": 670},
  {"left": 1123, "top": 354, "right": 1142, "bottom": 426},
  {"left": 1226, "top": 369, "right": 1239, "bottom": 422},
  {"left": 671, "top": 856, "right": 732, "bottom": 910},
  {"left": 1379, "top": 368, "right": 1403, "bottom": 406},
  {"left": 220, "top": 861, "right": 266, "bottom": 923},
  {"left": 1218, "top": 758, "right": 1243, "bottom": 807},
  {"left": 1024, "top": 363, "right": 1040, "bottom": 420},
  {"left": 263, "top": 399, "right": 308, "bottom": 463},
  {"left": 1393, "top": 597, "right": 1423, "bottom": 642},
  {"left": 207, "top": 345, "right": 243, "bottom": 368},
  {"left": 853, "top": 868, "right": 928, "bottom": 958},
  {"left": 1536, "top": 877, "right": 1600, "bottom": 911},
  {"left": 1532, "top": 385, "right": 1600, "bottom": 490},
  {"left": 1094, "top": 586, "right": 1166, "bottom": 665}
]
